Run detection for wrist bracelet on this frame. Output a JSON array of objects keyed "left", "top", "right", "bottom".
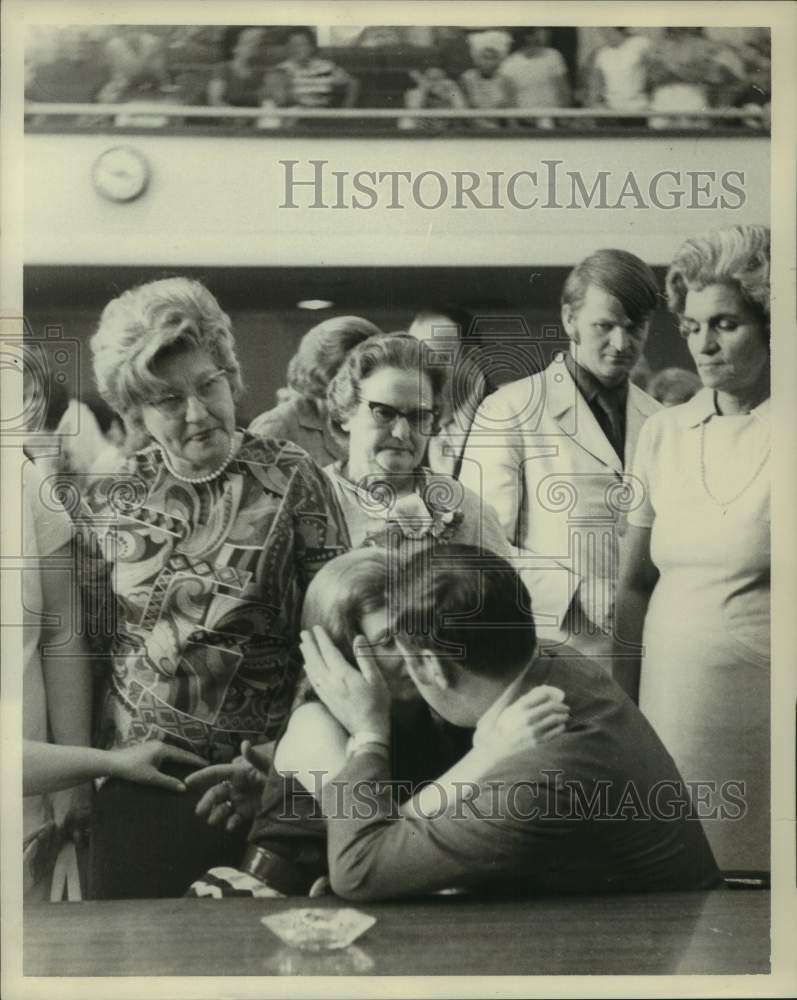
[{"left": 346, "top": 731, "right": 390, "bottom": 759}]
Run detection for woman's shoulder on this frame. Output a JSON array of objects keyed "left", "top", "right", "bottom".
[
  {"left": 631, "top": 392, "right": 712, "bottom": 472},
  {"left": 237, "top": 431, "right": 316, "bottom": 472},
  {"left": 248, "top": 405, "right": 297, "bottom": 439},
  {"left": 642, "top": 388, "right": 714, "bottom": 437},
  {"left": 235, "top": 431, "right": 341, "bottom": 502}
]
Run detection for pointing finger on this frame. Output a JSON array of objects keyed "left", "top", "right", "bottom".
[
  {"left": 184, "top": 763, "right": 237, "bottom": 790},
  {"left": 145, "top": 770, "right": 186, "bottom": 793},
  {"left": 159, "top": 747, "right": 209, "bottom": 771}
]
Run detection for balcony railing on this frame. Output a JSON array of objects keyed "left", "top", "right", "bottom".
[{"left": 24, "top": 102, "right": 769, "bottom": 135}]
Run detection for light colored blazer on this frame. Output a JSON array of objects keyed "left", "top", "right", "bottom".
[{"left": 460, "top": 356, "right": 661, "bottom": 641}]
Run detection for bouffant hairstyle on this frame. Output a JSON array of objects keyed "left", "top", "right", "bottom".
[
  {"left": 665, "top": 225, "right": 770, "bottom": 331},
  {"left": 561, "top": 248, "right": 660, "bottom": 327},
  {"left": 91, "top": 278, "right": 243, "bottom": 430},
  {"left": 286, "top": 315, "right": 382, "bottom": 404},
  {"left": 300, "top": 547, "right": 391, "bottom": 664},
  {"left": 326, "top": 333, "right": 450, "bottom": 440}
]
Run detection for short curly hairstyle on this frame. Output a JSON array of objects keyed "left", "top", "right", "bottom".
[
  {"left": 286, "top": 315, "right": 382, "bottom": 403},
  {"left": 91, "top": 277, "right": 243, "bottom": 429},
  {"left": 665, "top": 225, "right": 770, "bottom": 328},
  {"left": 326, "top": 333, "right": 450, "bottom": 440}
]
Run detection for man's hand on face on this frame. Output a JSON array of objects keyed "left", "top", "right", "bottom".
[{"left": 300, "top": 626, "right": 392, "bottom": 740}]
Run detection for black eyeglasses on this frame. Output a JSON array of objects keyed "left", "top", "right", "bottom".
[{"left": 365, "top": 399, "right": 438, "bottom": 434}]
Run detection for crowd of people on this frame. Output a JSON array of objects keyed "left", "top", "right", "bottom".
[
  {"left": 24, "top": 24, "right": 770, "bottom": 129},
  {"left": 22, "top": 223, "right": 770, "bottom": 903}
]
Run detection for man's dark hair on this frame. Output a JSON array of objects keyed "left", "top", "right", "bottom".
[
  {"left": 392, "top": 544, "right": 536, "bottom": 681},
  {"left": 561, "top": 248, "right": 660, "bottom": 326}
]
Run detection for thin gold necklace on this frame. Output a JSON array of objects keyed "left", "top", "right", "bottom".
[{"left": 699, "top": 418, "right": 769, "bottom": 513}]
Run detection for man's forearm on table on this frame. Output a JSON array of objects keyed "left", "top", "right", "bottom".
[{"left": 320, "top": 751, "right": 493, "bottom": 901}]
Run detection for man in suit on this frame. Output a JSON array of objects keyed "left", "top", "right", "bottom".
[
  {"left": 459, "top": 250, "right": 661, "bottom": 665},
  {"left": 294, "top": 545, "right": 719, "bottom": 901}
]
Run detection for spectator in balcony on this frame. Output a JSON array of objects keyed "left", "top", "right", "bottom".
[
  {"left": 255, "top": 67, "right": 295, "bottom": 129},
  {"left": 730, "top": 29, "right": 771, "bottom": 104},
  {"left": 165, "top": 27, "right": 225, "bottom": 106},
  {"left": 249, "top": 316, "right": 382, "bottom": 465},
  {"left": 167, "top": 26, "right": 225, "bottom": 66},
  {"left": 646, "top": 367, "right": 702, "bottom": 408},
  {"left": 99, "top": 26, "right": 172, "bottom": 103},
  {"left": 707, "top": 28, "right": 771, "bottom": 127},
  {"left": 25, "top": 26, "right": 112, "bottom": 105},
  {"left": 278, "top": 27, "right": 359, "bottom": 111},
  {"left": 646, "top": 27, "right": 743, "bottom": 129},
  {"left": 586, "top": 28, "right": 652, "bottom": 118},
  {"left": 399, "top": 63, "right": 467, "bottom": 132},
  {"left": 459, "top": 30, "right": 516, "bottom": 130},
  {"left": 501, "top": 28, "right": 571, "bottom": 129},
  {"left": 207, "top": 27, "right": 267, "bottom": 109}
]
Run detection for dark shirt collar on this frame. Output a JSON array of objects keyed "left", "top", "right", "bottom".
[{"left": 564, "top": 351, "right": 629, "bottom": 409}]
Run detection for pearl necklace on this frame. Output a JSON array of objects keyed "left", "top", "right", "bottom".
[
  {"left": 699, "top": 420, "right": 769, "bottom": 514},
  {"left": 161, "top": 436, "right": 238, "bottom": 485}
]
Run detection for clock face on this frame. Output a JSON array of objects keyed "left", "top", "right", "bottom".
[{"left": 92, "top": 146, "right": 150, "bottom": 202}]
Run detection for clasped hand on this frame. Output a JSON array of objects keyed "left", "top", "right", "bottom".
[{"left": 184, "top": 741, "right": 272, "bottom": 832}]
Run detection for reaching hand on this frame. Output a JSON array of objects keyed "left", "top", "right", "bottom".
[
  {"left": 474, "top": 685, "right": 570, "bottom": 757},
  {"left": 300, "top": 626, "right": 392, "bottom": 739},
  {"left": 184, "top": 741, "right": 272, "bottom": 832},
  {"left": 110, "top": 743, "right": 209, "bottom": 792}
]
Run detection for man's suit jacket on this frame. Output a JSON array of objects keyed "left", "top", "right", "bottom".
[
  {"left": 459, "top": 356, "right": 661, "bottom": 640},
  {"left": 322, "top": 648, "right": 720, "bottom": 901}
]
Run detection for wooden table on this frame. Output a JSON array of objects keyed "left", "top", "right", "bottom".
[{"left": 24, "top": 888, "right": 769, "bottom": 977}]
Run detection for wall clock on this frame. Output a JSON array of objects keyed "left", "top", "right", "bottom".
[{"left": 91, "top": 146, "right": 150, "bottom": 202}]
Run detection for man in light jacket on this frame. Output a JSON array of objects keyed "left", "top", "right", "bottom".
[{"left": 460, "top": 249, "right": 661, "bottom": 668}]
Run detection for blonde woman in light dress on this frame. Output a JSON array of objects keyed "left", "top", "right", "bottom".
[{"left": 614, "top": 225, "right": 770, "bottom": 873}]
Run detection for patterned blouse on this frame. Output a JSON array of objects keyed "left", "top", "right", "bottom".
[
  {"left": 83, "top": 433, "right": 348, "bottom": 762},
  {"left": 323, "top": 462, "right": 512, "bottom": 557}
]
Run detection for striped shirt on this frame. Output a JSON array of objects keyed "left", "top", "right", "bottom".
[{"left": 278, "top": 56, "right": 344, "bottom": 108}]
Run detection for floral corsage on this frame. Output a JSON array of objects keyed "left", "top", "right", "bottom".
[{"left": 362, "top": 479, "right": 465, "bottom": 547}]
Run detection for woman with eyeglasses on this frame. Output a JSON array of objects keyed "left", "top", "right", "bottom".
[
  {"left": 83, "top": 277, "right": 348, "bottom": 898},
  {"left": 322, "top": 333, "right": 509, "bottom": 554}
]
